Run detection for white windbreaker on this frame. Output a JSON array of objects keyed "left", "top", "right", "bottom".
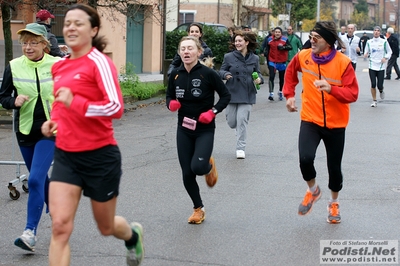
[{"left": 364, "top": 37, "right": 392, "bottom": 71}]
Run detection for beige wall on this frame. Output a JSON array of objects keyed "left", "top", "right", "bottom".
[
  {"left": 1, "top": 6, "right": 162, "bottom": 75},
  {"left": 98, "top": 7, "right": 127, "bottom": 74},
  {"left": 142, "top": 15, "right": 162, "bottom": 74},
  {"left": 179, "top": 3, "right": 234, "bottom": 27}
]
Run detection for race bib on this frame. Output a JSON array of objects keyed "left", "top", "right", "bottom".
[{"left": 182, "top": 117, "right": 197, "bottom": 130}]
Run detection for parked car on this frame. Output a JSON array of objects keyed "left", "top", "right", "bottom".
[
  {"left": 354, "top": 30, "right": 374, "bottom": 39},
  {"left": 173, "top": 22, "right": 228, "bottom": 33}
]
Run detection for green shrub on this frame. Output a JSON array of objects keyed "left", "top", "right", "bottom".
[
  {"left": 119, "top": 63, "right": 165, "bottom": 100},
  {"left": 166, "top": 26, "right": 230, "bottom": 65},
  {"left": 166, "top": 31, "right": 187, "bottom": 59}
]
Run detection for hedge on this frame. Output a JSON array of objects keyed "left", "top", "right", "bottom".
[{"left": 166, "top": 27, "right": 265, "bottom": 66}]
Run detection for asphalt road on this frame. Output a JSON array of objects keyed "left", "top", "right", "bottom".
[{"left": 0, "top": 58, "right": 399, "bottom": 266}]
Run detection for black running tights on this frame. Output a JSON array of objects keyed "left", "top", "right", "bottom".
[
  {"left": 176, "top": 127, "right": 214, "bottom": 208},
  {"left": 298, "top": 121, "right": 345, "bottom": 192}
]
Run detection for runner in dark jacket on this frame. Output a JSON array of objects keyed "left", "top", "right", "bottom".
[{"left": 167, "top": 23, "right": 213, "bottom": 76}]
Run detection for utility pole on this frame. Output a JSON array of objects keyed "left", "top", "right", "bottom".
[
  {"left": 317, "top": 0, "right": 320, "bottom": 22},
  {"left": 286, "top": 3, "right": 292, "bottom": 27}
]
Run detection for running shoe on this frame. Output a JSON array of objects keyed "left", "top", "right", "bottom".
[
  {"left": 236, "top": 150, "right": 245, "bottom": 159},
  {"left": 327, "top": 202, "right": 341, "bottom": 224},
  {"left": 126, "top": 222, "right": 144, "bottom": 266},
  {"left": 188, "top": 207, "right": 205, "bottom": 224},
  {"left": 370, "top": 101, "right": 377, "bottom": 107},
  {"left": 14, "top": 229, "right": 36, "bottom": 252},
  {"left": 205, "top": 157, "right": 218, "bottom": 187},
  {"left": 268, "top": 93, "right": 274, "bottom": 101},
  {"left": 298, "top": 185, "right": 321, "bottom": 215},
  {"left": 278, "top": 91, "right": 283, "bottom": 101},
  {"left": 379, "top": 90, "right": 385, "bottom": 99}
]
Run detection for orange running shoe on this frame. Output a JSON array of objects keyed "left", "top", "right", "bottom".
[
  {"left": 327, "top": 202, "right": 341, "bottom": 224},
  {"left": 298, "top": 185, "right": 321, "bottom": 215},
  {"left": 205, "top": 157, "right": 218, "bottom": 187},
  {"left": 188, "top": 207, "right": 205, "bottom": 224}
]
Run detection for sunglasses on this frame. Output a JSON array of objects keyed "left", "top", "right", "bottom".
[{"left": 308, "top": 34, "right": 323, "bottom": 43}]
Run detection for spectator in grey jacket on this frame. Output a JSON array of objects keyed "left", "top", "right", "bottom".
[
  {"left": 219, "top": 30, "right": 263, "bottom": 159},
  {"left": 167, "top": 23, "right": 213, "bottom": 76},
  {"left": 36, "top": 9, "right": 68, "bottom": 57}
]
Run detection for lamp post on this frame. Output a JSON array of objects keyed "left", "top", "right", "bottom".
[{"left": 286, "top": 3, "right": 292, "bottom": 27}]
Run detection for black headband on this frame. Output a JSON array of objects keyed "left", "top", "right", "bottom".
[{"left": 311, "top": 25, "right": 336, "bottom": 47}]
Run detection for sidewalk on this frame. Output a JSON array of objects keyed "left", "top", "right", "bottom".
[{"left": 136, "top": 73, "right": 164, "bottom": 83}]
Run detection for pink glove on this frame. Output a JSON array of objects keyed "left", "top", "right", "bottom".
[
  {"left": 198, "top": 110, "right": 216, "bottom": 124},
  {"left": 169, "top": 100, "right": 181, "bottom": 112}
]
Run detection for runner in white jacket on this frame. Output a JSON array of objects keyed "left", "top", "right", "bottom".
[{"left": 364, "top": 26, "right": 392, "bottom": 107}]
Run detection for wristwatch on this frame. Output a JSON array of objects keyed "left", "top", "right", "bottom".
[{"left": 212, "top": 107, "right": 218, "bottom": 114}]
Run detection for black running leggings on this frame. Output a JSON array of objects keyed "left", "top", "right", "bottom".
[
  {"left": 176, "top": 127, "right": 214, "bottom": 208},
  {"left": 369, "top": 69, "right": 384, "bottom": 91},
  {"left": 268, "top": 66, "right": 285, "bottom": 92},
  {"left": 298, "top": 121, "right": 345, "bottom": 192}
]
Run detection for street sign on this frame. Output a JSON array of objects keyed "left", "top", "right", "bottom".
[{"left": 278, "top": 14, "right": 289, "bottom": 21}]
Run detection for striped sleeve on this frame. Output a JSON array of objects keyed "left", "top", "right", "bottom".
[{"left": 86, "top": 49, "right": 122, "bottom": 117}]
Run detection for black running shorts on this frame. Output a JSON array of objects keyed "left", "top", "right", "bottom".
[{"left": 50, "top": 145, "right": 122, "bottom": 202}]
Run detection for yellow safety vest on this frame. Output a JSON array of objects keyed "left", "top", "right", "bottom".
[{"left": 10, "top": 53, "right": 59, "bottom": 134}]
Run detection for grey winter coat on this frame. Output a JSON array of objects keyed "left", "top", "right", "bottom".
[{"left": 219, "top": 50, "right": 264, "bottom": 104}]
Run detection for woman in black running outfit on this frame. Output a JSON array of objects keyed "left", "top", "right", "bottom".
[{"left": 166, "top": 36, "right": 231, "bottom": 224}]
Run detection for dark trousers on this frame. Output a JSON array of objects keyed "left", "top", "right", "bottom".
[
  {"left": 268, "top": 65, "right": 285, "bottom": 92},
  {"left": 385, "top": 55, "right": 400, "bottom": 78},
  {"left": 298, "top": 121, "right": 345, "bottom": 192},
  {"left": 176, "top": 127, "right": 214, "bottom": 208}
]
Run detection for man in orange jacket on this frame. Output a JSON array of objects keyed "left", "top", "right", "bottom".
[{"left": 283, "top": 21, "right": 359, "bottom": 224}]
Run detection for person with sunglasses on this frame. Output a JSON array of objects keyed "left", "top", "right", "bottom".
[
  {"left": 283, "top": 21, "right": 359, "bottom": 224},
  {"left": 0, "top": 23, "right": 59, "bottom": 252}
]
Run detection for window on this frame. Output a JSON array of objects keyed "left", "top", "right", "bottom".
[
  {"left": 179, "top": 11, "right": 196, "bottom": 25},
  {"left": 10, "top": 4, "right": 24, "bottom": 21}
]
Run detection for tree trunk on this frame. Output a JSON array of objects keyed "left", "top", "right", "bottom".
[{"left": 1, "top": 2, "right": 13, "bottom": 68}]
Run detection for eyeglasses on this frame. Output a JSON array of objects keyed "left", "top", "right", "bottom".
[
  {"left": 21, "top": 41, "right": 40, "bottom": 47},
  {"left": 309, "top": 34, "right": 323, "bottom": 43},
  {"left": 287, "top": 29, "right": 293, "bottom": 31}
]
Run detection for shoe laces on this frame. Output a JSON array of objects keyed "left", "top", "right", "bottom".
[
  {"left": 301, "top": 191, "right": 313, "bottom": 206},
  {"left": 329, "top": 202, "right": 339, "bottom": 216},
  {"left": 23, "top": 229, "right": 35, "bottom": 238}
]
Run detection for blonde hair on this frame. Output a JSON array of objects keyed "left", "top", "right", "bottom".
[
  {"left": 178, "top": 36, "right": 204, "bottom": 54},
  {"left": 19, "top": 32, "right": 50, "bottom": 52}
]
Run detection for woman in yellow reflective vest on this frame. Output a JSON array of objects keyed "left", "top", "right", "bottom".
[{"left": 0, "top": 23, "right": 59, "bottom": 252}]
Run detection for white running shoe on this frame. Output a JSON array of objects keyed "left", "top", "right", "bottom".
[
  {"left": 370, "top": 101, "right": 377, "bottom": 107},
  {"left": 380, "top": 91, "right": 385, "bottom": 99},
  {"left": 236, "top": 150, "right": 245, "bottom": 159},
  {"left": 14, "top": 229, "right": 37, "bottom": 252}
]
